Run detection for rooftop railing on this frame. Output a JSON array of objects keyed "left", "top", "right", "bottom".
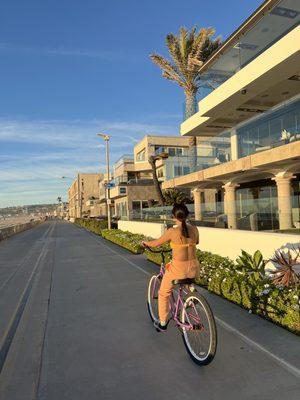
[{"left": 114, "top": 154, "right": 134, "bottom": 169}]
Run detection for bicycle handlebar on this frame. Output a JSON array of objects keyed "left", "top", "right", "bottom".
[{"left": 142, "top": 243, "right": 172, "bottom": 254}]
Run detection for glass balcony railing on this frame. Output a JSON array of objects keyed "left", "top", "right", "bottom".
[
  {"left": 111, "top": 178, "right": 154, "bottom": 186},
  {"left": 182, "top": 0, "right": 300, "bottom": 120},
  {"left": 114, "top": 154, "right": 134, "bottom": 169},
  {"left": 163, "top": 154, "right": 230, "bottom": 180},
  {"left": 123, "top": 195, "right": 300, "bottom": 233}
]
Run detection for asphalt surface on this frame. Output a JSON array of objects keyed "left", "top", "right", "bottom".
[{"left": 0, "top": 221, "right": 299, "bottom": 400}]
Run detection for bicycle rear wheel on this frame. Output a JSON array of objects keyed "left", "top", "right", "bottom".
[
  {"left": 147, "top": 275, "right": 161, "bottom": 322},
  {"left": 181, "top": 292, "right": 217, "bottom": 365}
]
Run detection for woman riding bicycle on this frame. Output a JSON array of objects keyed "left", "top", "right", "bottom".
[{"left": 142, "top": 203, "right": 199, "bottom": 332}]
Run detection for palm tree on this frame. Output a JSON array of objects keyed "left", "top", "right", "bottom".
[
  {"left": 150, "top": 27, "right": 221, "bottom": 171},
  {"left": 163, "top": 188, "right": 192, "bottom": 206}
]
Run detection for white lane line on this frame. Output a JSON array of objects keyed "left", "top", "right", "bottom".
[
  {"left": 215, "top": 318, "right": 300, "bottom": 379},
  {"left": 80, "top": 227, "right": 300, "bottom": 378},
  {"left": 88, "top": 232, "right": 150, "bottom": 276}
]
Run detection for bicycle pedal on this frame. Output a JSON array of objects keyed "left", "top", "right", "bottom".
[{"left": 192, "top": 324, "right": 204, "bottom": 331}]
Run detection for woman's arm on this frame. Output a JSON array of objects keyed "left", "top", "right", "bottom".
[{"left": 142, "top": 228, "right": 172, "bottom": 248}]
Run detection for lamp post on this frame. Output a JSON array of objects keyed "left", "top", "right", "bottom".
[{"left": 97, "top": 133, "right": 111, "bottom": 229}]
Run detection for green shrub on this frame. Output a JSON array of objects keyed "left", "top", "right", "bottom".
[
  {"left": 144, "top": 243, "right": 172, "bottom": 265},
  {"left": 195, "top": 249, "right": 234, "bottom": 287},
  {"left": 75, "top": 218, "right": 107, "bottom": 235},
  {"left": 96, "top": 227, "right": 300, "bottom": 334},
  {"left": 101, "top": 229, "right": 146, "bottom": 254}
]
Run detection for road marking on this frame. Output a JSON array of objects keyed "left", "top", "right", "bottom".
[
  {"left": 0, "top": 222, "right": 55, "bottom": 373},
  {"left": 215, "top": 318, "right": 300, "bottom": 379},
  {"left": 0, "top": 223, "right": 53, "bottom": 293},
  {"left": 79, "top": 227, "right": 300, "bottom": 379}
]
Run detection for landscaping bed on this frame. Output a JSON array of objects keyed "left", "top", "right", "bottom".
[
  {"left": 75, "top": 222, "right": 300, "bottom": 334},
  {"left": 101, "top": 228, "right": 300, "bottom": 335},
  {"left": 75, "top": 218, "right": 108, "bottom": 235}
]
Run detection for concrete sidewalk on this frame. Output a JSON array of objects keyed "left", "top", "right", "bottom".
[{"left": 0, "top": 221, "right": 299, "bottom": 400}]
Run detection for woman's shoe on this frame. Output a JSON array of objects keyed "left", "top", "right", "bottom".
[{"left": 154, "top": 320, "right": 168, "bottom": 332}]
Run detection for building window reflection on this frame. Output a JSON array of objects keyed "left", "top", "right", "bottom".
[{"left": 237, "top": 99, "right": 300, "bottom": 157}]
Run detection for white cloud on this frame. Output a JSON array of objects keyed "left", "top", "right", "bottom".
[
  {"left": 0, "top": 42, "right": 125, "bottom": 61},
  {"left": 0, "top": 116, "right": 178, "bottom": 207}
]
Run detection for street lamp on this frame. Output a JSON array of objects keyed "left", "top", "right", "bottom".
[{"left": 97, "top": 132, "right": 111, "bottom": 229}]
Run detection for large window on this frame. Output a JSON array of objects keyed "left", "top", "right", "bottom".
[
  {"left": 235, "top": 182, "right": 279, "bottom": 230},
  {"left": 136, "top": 149, "right": 146, "bottom": 162},
  {"left": 238, "top": 99, "right": 300, "bottom": 157},
  {"left": 174, "top": 165, "right": 190, "bottom": 177},
  {"left": 116, "top": 201, "right": 127, "bottom": 217}
]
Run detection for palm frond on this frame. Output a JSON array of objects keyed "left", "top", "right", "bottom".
[
  {"left": 150, "top": 26, "right": 222, "bottom": 99},
  {"left": 150, "top": 53, "right": 183, "bottom": 84}
]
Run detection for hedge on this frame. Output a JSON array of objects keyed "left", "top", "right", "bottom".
[
  {"left": 75, "top": 218, "right": 107, "bottom": 235},
  {"left": 101, "top": 229, "right": 146, "bottom": 254},
  {"left": 100, "top": 228, "right": 300, "bottom": 334}
]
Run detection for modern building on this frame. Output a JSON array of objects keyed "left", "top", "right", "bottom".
[
  {"left": 111, "top": 135, "right": 198, "bottom": 218},
  {"left": 68, "top": 173, "right": 103, "bottom": 219},
  {"left": 162, "top": 0, "right": 300, "bottom": 231}
]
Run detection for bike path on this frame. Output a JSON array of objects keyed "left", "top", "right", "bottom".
[
  {"left": 1, "top": 221, "right": 299, "bottom": 400},
  {"left": 37, "top": 222, "right": 300, "bottom": 400}
]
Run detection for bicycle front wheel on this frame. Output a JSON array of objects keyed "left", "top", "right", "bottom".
[
  {"left": 147, "top": 275, "right": 161, "bottom": 322},
  {"left": 181, "top": 293, "right": 217, "bottom": 365}
]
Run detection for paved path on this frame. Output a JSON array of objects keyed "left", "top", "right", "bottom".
[{"left": 0, "top": 221, "right": 299, "bottom": 400}]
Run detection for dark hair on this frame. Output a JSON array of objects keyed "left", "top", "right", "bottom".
[{"left": 172, "top": 203, "right": 189, "bottom": 238}]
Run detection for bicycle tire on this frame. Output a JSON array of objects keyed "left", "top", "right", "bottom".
[
  {"left": 181, "top": 292, "right": 217, "bottom": 365},
  {"left": 147, "top": 275, "right": 161, "bottom": 322}
]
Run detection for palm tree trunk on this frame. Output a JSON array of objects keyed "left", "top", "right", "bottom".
[
  {"left": 188, "top": 136, "right": 197, "bottom": 173},
  {"left": 185, "top": 90, "right": 198, "bottom": 173},
  {"left": 185, "top": 90, "right": 197, "bottom": 119},
  {"left": 149, "top": 156, "right": 165, "bottom": 206}
]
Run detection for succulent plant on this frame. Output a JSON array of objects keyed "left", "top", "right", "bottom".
[
  {"left": 235, "top": 250, "right": 266, "bottom": 285},
  {"left": 269, "top": 245, "right": 300, "bottom": 287}
]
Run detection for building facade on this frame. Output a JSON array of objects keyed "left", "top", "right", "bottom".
[
  {"left": 68, "top": 173, "right": 103, "bottom": 219},
  {"left": 111, "top": 136, "right": 198, "bottom": 218},
  {"left": 161, "top": 0, "right": 300, "bottom": 232}
]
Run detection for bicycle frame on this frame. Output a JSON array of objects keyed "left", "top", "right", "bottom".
[{"left": 152, "top": 261, "right": 202, "bottom": 331}]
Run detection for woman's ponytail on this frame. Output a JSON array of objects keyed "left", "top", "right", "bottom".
[
  {"left": 172, "top": 203, "right": 189, "bottom": 238},
  {"left": 181, "top": 219, "right": 189, "bottom": 238}
]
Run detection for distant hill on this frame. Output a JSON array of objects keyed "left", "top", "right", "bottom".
[{"left": 0, "top": 204, "right": 58, "bottom": 217}]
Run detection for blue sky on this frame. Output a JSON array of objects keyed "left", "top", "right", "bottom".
[{"left": 0, "top": 0, "right": 263, "bottom": 207}]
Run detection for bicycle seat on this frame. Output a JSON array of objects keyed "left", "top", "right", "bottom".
[{"left": 172, "top": 278, "right": 195, "bottom": 285}]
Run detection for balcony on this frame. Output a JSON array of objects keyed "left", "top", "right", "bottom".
[
  {"left": 114, "top": 154, "right": 134, "bottom": 169},
  {"left": 181, "top": 0, "right": 300, "bottom": 138},
  {"left": 162, "top": 154, "right": 231, "bottom": 180},
  {"left": 192, "top": 0, "right": 300, "bottom": 109}
]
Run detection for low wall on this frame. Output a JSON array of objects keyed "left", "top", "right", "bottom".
[
  {"left": 196, "top": 227, "right": 300, "bottom": 260},
  {"left": 117, "top": 220, "right": 300, "bottom": 260},
  {"left": 118, "top": 220, "right": 165, "bottom": 238},
  {"left": 0, "top": 220, "right": 41, "bottom": 242}
]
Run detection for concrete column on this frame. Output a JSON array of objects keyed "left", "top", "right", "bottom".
[
  {"left": 272, "top": 173, "right": 295, "bottom": 230},
  {"left": 223, "top": 182, "right": 240, "bottom": 229},
  {"left": 192, "top": 188, "right": 204, "bottom": 221},
  {"left": 230, "top": 128, "right": 239, "bottom": 161}
]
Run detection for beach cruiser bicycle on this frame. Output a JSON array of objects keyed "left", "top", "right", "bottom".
[{"left": 145, "top": 245, "right": 217, "bottom": 365}]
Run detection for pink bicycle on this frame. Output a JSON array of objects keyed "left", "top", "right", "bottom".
[{"left": 145, "top": 246, "right": 217, "bottom": 365}]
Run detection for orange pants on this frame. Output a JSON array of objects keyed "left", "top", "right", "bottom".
[{"left": 158, "top": 259, "right": 199, "bottom": 322}]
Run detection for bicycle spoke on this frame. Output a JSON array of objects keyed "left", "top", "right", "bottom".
[{"left": 181, "top": 294, "right": 217, "bottom": 364}]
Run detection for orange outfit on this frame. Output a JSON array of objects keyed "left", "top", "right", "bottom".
[
  {"left": 158, "top": 258, "right": 199, "bottom": 322},
  {"left": 144, "top": 224, "right": 200, "bottom": 323}
]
